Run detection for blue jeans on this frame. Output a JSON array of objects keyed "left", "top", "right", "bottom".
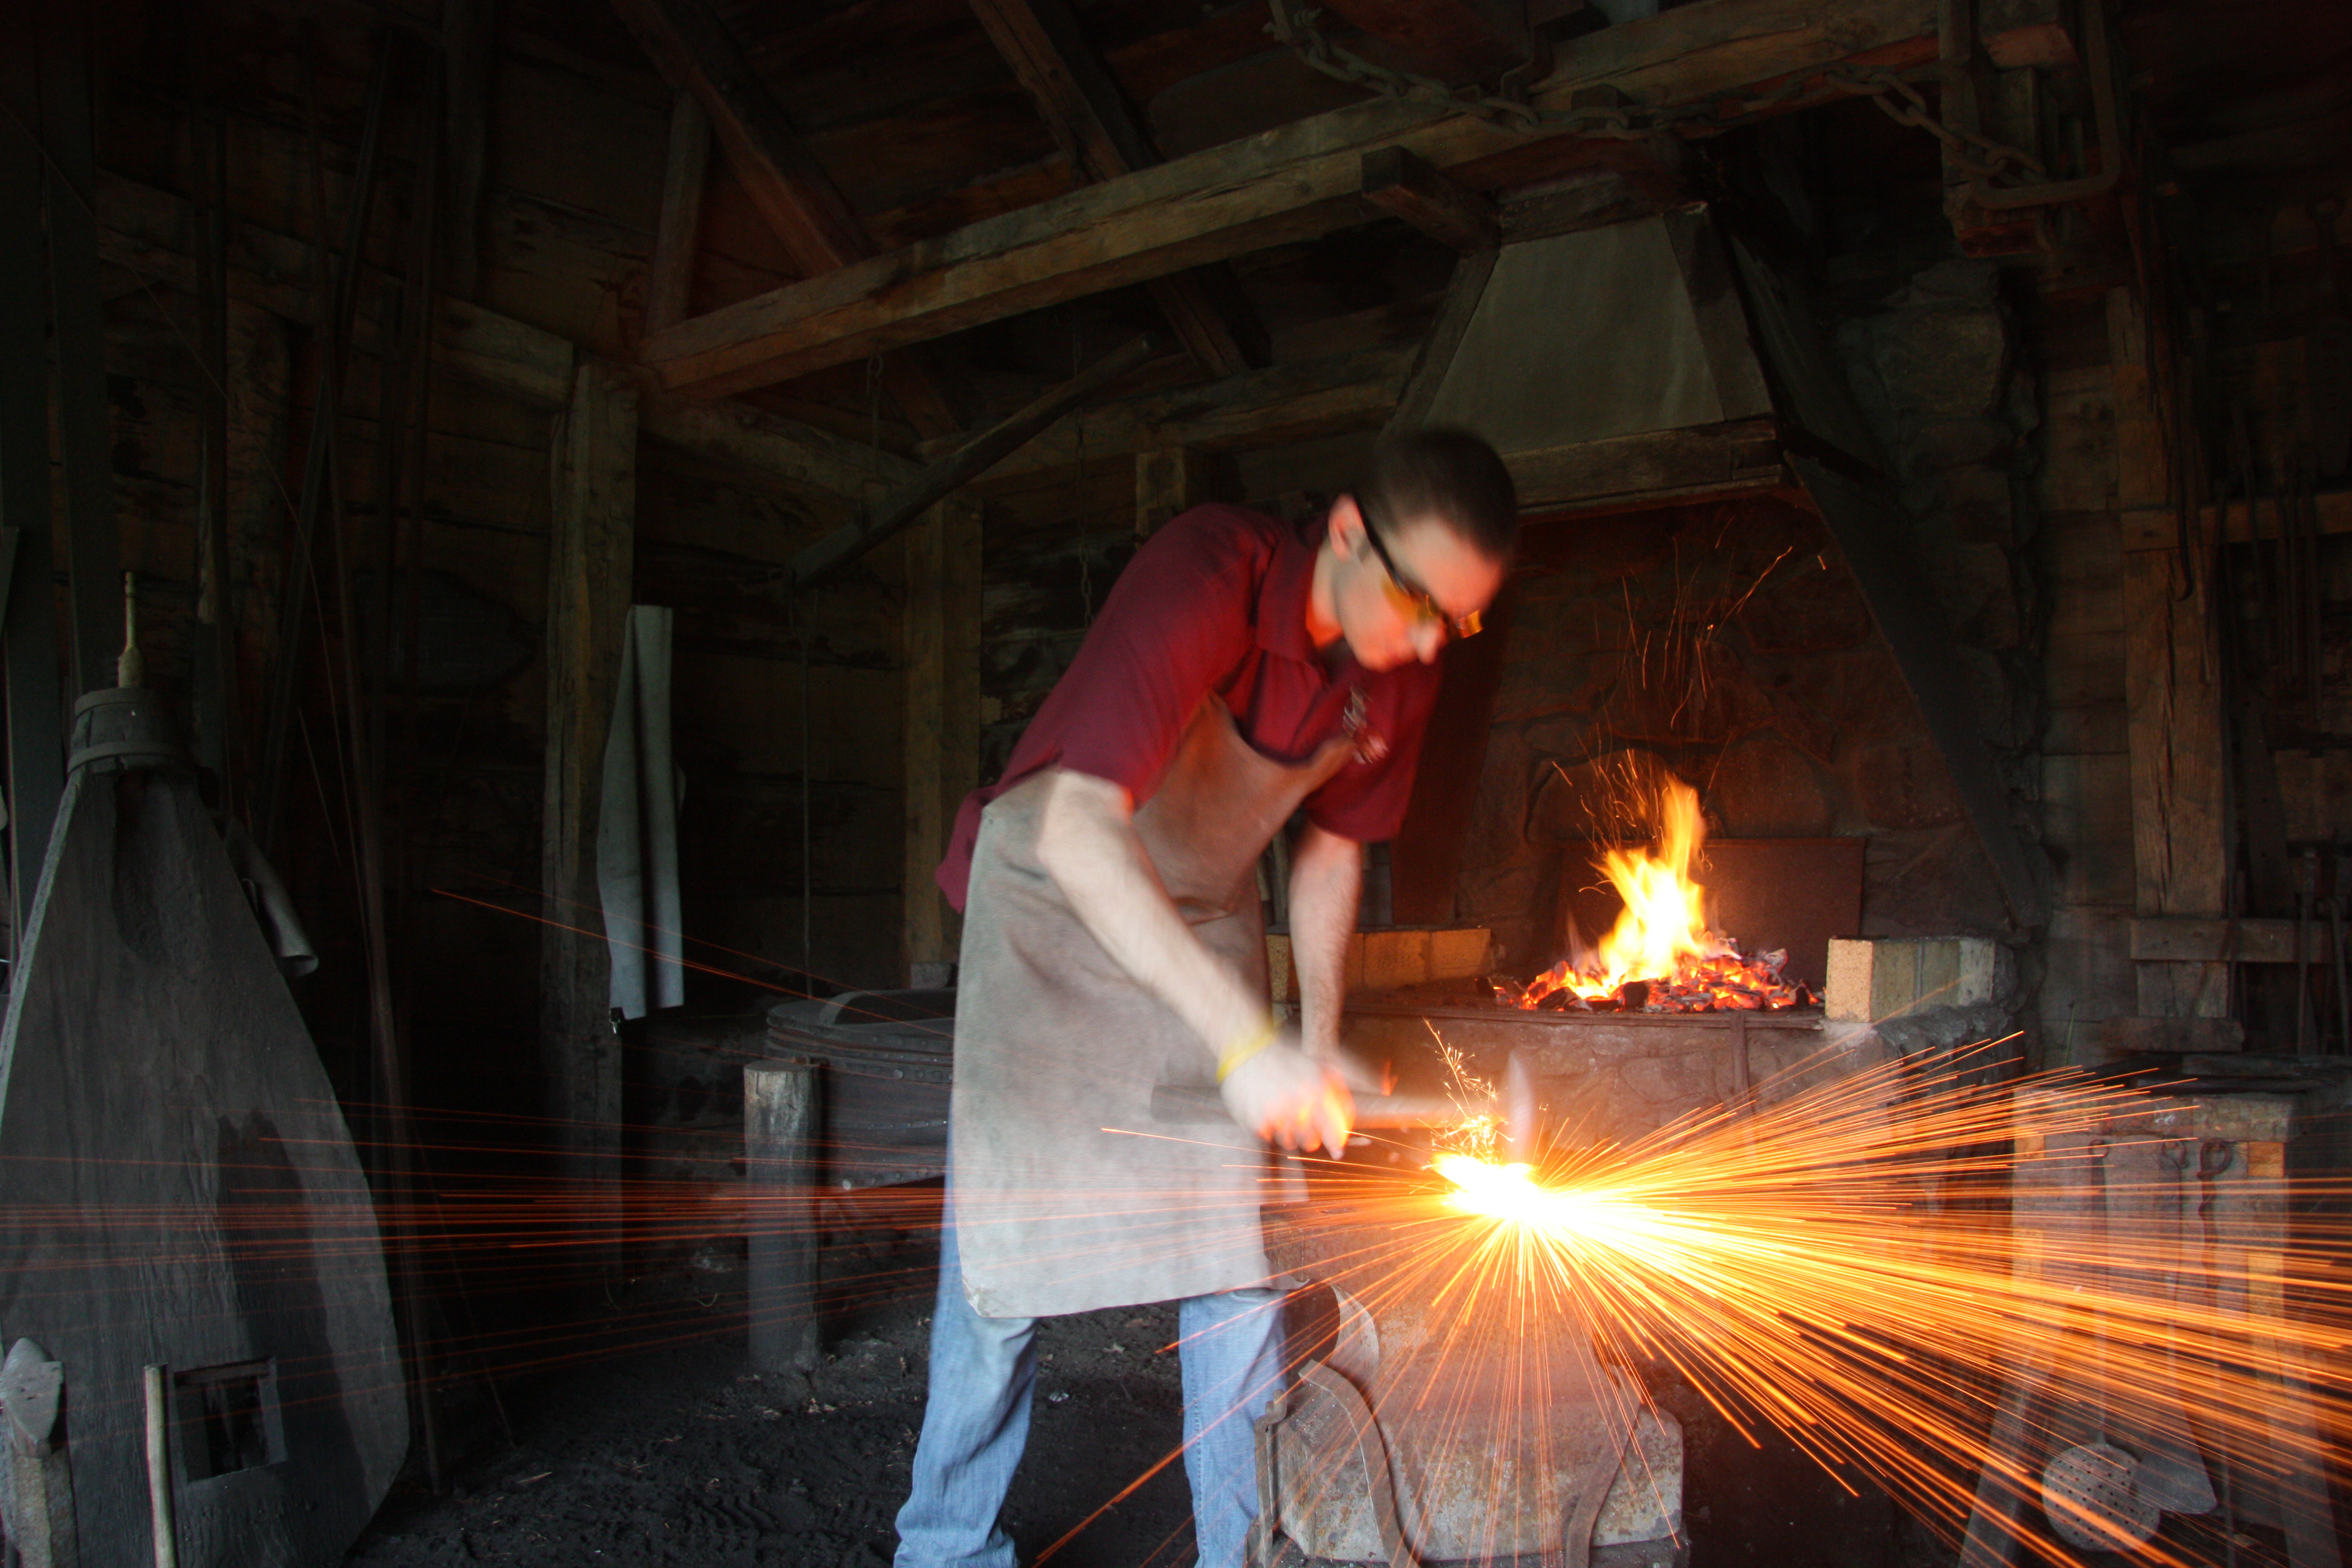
[{"left": 893, "top": 1197, "right": 1287, "bottom": 1568}]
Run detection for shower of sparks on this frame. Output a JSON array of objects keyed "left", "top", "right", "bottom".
[
  {"left": 1287, "top": 1043, "right": 2351, "bottom": 1566},
  {"left": 21, "top": 876, "right": 2343, "bottom": 1567}
]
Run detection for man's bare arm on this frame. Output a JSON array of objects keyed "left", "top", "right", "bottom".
[
  {"left": 1033, "top": 769, "right": 1350, "bottom": 1155},
  {"left": 1034, "top": 770, "right": 1262, "bottom": 1052},
  {"left": 1286, "top": 823, "right": 1360, "bottom": 1061}
]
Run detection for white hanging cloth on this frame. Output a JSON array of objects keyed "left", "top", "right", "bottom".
[{"left": 597, "top": 605, "right": 684, "bottom": 1019}]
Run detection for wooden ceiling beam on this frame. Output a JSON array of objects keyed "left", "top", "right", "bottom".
[
  {"left": 644, "top": 0, "right": 1939, "bottom": 398},
  {"left": 609, "top": 0, "right": 966, "bottom": 436},
  {"left": 90, "top": 171, "right": 911, "bottom": 502},
  {"left": 1364, "top": 146, "right": 1500, "bottom": 251},
  {"left": 967, "top": 0, "right": 1267, "bottom": 377},
  {"left": 922, "top": 342, "right": 1420, "bottom": 489},
  {"left": 645, "top": 90, "right": 710, "bottom": 334},
  {"left": 609, "top": 0, "right": 869, "bottom": 276},
  {"left": 1315, "top": 0, "right": 1542, "bottom": 84}
]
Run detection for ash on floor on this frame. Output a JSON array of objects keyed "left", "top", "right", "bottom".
[{"left": 346, "top": 1199, "right": 1195, "bottom": 1567}]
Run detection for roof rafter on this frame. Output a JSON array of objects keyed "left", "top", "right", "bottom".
[
  {"left": 968, "top": 0, "right": 1268, "bottom": 377},
  {"left": 643, "top": 0, "right": 1942, "bottom": 399},
  {"left": 609, "top": 0, "right": 966, "bottom": 436}
]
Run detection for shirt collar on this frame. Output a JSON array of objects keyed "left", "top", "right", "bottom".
[{"left": 1257, "top": 513, "right": 1327, "bottom": 665}]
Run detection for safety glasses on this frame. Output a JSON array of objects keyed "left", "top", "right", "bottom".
[{"left": 1359, "top": 508, "right": 1483, "bottom": 639}]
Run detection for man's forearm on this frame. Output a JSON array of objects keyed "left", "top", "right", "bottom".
[
  {"left": 1033, "top": 769, "right": 1267, "bottom": 1060},
  {"left": 1286, "top": 823, "right": 1361, "bottom": 1060}
]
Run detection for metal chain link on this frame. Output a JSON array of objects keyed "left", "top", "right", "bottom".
[{"left": 1266, "top": 0, "right": 2047, "bottom": 185}]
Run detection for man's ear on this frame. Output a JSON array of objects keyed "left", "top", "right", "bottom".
[{"left": 1326, "top": 494, "right": 1363, "bottom": 558}]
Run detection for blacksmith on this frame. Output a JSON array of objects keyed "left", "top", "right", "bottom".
[{"left": 894, "top": 429, "right": 1518, "bottom": 1568}]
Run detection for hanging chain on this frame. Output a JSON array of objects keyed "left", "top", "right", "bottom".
[{"left": 1265, "top": 0, "right": 2045, "bottom": 184}]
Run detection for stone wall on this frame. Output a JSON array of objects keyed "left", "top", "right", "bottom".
[{"left": 1453, "top": 247, "right": 2048, "bottom": 1024}]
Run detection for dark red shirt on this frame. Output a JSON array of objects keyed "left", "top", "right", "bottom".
[{"left": 938, "top": 504, "right": 1443, "bottom": 912}]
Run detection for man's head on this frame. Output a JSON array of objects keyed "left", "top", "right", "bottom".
[{"left": 1313, "top": 428, "right": 1517, "bottom": 670}]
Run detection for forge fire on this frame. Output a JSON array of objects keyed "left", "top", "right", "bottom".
[{"left": 1494, "top": 777, "right": 1815, "bottom": 1013}]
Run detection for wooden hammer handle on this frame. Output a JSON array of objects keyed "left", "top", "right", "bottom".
[{"left": 1148, "top": 1085, "right": 1470, "bottom": 1126}]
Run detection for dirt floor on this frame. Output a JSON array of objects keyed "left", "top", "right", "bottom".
[
  {"left": 346, "top": 1191, "right": 1199, "bottom": 1568},
  {"left": 342, "top": 1188, "right": 1929, "bottom": 1568}
]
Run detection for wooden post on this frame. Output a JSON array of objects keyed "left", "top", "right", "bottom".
[
  {"left": 1, "top": 1338, "right": 79, "bottom": 1568},
  {"left": 0, "top": 61, "right": 63, "bottom": 951},
  {"left": 1134, "top": 446, "right": 1203, "bottom": 540},
  {"left": 440, "top": 0, "right": 498, "bottom": 301},
  {"left": 2209, "top": 1131, "right": 2341, "bottom": 1568},
  {"left": 36, "top": 0, "right": 124, "bottom": 699},
  {"left": 143, "top": 1364, "right": 178, "bottom": 1568},
  {"left": 903, "top": 496, "right": 983, "bottom": 982},
  {"left": 541, "top": 360, "right": 637, "bottom": 1279},
  {"left": 746, "top": 1059, "right": 821, "bottom": 1371},
  {"left": 645, "top": 90, "right": 711, "bottom": 335},
  {"left": 2113, "top": 286, "right": 2230, "bottom": 1019}
]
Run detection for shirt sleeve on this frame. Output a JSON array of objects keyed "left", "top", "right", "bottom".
[
  {"left": 1300, "top": 662, "right": 1442, "bottom": 844},
  {"left": 1003, "top": 513, "right": 1260, "bottom": 804}
]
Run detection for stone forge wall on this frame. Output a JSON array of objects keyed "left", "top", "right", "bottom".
[{"left": 1456, "top": 256, "right": 2044, "bottom": 986}]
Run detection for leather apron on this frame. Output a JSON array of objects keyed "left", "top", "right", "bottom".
[{"left": 950, "top": 697, "right": 1353, "bottom": 1319}]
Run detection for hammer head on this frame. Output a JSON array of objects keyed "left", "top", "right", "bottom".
[{"left": 1501, "top": 1049, "right": 1541, "bottom": 1166}]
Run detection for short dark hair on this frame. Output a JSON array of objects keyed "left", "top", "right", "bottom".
[{"left": 1351, "top": 428, "right": 1518, "bottom": 561}]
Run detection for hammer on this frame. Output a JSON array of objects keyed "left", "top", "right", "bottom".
[{"left": 1150, "top": 1048, "right": 1545, "bottom": 1160}]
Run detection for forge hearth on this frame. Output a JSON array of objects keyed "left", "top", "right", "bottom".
[{"left": 1346, "top": 1002, "right": 1834, "bottom": 1153}]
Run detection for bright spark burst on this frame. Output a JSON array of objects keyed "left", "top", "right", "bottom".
[{"left": 1296, "top": 1044, "right": 2352, "bottom": 1566}]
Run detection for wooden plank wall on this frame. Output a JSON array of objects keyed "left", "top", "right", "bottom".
[
  {"left": 89, "top": 0, "right": 921, "bottom": 1128},
  {"left": 2033, "top": 291, "right": 2142, "bottom": 1058},
  {"left": 2033, "top": 194, "right": 2352, "bottom": 1058}
]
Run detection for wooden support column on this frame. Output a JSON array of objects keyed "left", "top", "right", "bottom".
[
  {"left": 903, "top": 495, "right": 983, "bottom": 982},
  {"left": 645, "top": 90, "right": 711, "bottom": 334},
  {"left": 37, "top": 2, "right": 123, "bottom": 696},
  {"left": 0, "top": 64, "right": 59, "bottom": 955},
  {"left": 2207, "top": 1125, "right": 2340, "bottom": 1568},
  {"left": 0, "top": 1340, "right": 78, "bottom": 1568},
  {"left": 745, "top": 1059, "right": 820, "bottom": 1370},
  {"left": 224, "top": 300, "right": 292, "bottom": 733},
  {"left": 2113, "top": 286, "right": 2229, "bottom": 1019},
  {"left": 440, "top": 0, "right": 499, "bottom": 301},
  {"left": 1134, "top": 446, "right": 1204, "bottom": 538},
  {"left": 541, "top": 360, "right": 638, "bottom": 1273}
]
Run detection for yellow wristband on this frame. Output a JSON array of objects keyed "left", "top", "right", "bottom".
[{"left": 1216, "top": 1016, "right": 1281, "bottom": 1084}]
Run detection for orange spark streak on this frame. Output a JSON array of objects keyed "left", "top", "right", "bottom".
[{"left": 1277, "top": 1045, "right": 2351, "bottom": 1566}]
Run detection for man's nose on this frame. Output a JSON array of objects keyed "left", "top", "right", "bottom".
[{"left": 1412, "top": 618, "right": 1445, "bottom": 662}]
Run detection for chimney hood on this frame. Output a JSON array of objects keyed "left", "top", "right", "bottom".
[
  {"left": 1389, "top": 202, "right": 2045, "bottom": 927},
  {"left": 1414, "top": 206, "right": 1785, "bottom": 514}
]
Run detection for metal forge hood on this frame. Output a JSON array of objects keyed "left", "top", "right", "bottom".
[{"left": 0, "top": 692, "right": 404, "bottom": 1567}]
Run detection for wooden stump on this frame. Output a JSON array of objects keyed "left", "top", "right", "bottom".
[{"left": 746, "top": 1060, "right": 821, "bottom": 1371}]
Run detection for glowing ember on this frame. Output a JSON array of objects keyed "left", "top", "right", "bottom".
[{"left": 1497, "top": 777, "right": 1810, "bottom": 1012}]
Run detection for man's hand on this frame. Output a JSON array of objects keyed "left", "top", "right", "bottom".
[
  {"left": 1310, "top": 1044, "right": 1393, "bottom": 1097},
  {"left": 1219, "top": 1031, "right": 1353, "bottom": 1158}
]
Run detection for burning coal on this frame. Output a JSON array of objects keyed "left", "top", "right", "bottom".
[{"left": 1496, "top": 777, "right": 1811, "bottom": 1012}]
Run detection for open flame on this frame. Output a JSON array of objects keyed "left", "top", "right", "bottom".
[{"left": 1498, "top": 777, "right": 1810, "bottom": 1012}]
